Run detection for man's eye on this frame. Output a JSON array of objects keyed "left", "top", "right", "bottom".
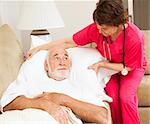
[
  {"left": 64, "top": 57, "right": 68, "bottom": 60},
  {"left": 55, "top": 57, "right": 59, "bottom": 60}
]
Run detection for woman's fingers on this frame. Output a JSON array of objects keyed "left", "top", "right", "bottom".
[
  {"left": 88, "top": 63, "right": 100, "bottom": 75},
  {"left": 88, "top": 64, "right": 97, "bottom": 71},
  {"left": 24, "top": 51, "right": 32, "bottom": 60},
  {"left": 25, "top": 48, "right": 39, "bottom": 60}
]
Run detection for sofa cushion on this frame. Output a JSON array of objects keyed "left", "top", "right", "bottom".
[
  {"left": 138, "top": 75, "right": 150, "bottom": 106},
  {"left": 0, "top": 24, "right": 24, "bottom": 98},
  {"left": 138, "top": 107, "right": 150, "bottom": 124},
  {"left": 142, "top": 30, "right": 150, "bottom": 74}
]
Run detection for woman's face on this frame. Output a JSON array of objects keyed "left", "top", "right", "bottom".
[{"left": 96, "top": 24, "right": 118, "bottom": 37}]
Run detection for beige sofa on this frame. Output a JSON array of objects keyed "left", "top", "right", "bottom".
[
  {"left": 137, "top": 30, "right": 150, "bottom": 124},
  {"left": 0, "top": 24, "right": 150, "bottom": 124}
]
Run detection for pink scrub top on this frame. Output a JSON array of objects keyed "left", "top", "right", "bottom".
[{"left": 73, "top": 22, "right": 147, "bottom": 70}]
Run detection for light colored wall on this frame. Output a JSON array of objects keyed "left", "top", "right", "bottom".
[
  {"left": 0, "top": 1, "right": 97, "bottom": 52},
  {"left": 50, "top": 1, "right": 96, "bottom": 40},
  {"left": 0, "top": 1, "right": 21, "bottom": 39}
]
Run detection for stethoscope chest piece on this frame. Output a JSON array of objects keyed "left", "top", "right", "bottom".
[{"left": 121, "top": 67, "right": 128, "bottom": 76}]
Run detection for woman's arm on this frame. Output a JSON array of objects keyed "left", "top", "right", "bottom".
[
  {"left": 88, "top": 61, "right": 132, "bottom": 74},
  {"left": 100, "top": 61, "right": 132, "bottom": 71},
  {"left": 26, "top": 37, "right": 77, "bottom": 59},
  {"left": 37, "top": 37, "right": 77, "bottom": 50}
]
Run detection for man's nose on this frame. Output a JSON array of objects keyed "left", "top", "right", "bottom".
[{"left": 59, "top": 59, "right": 65, "bottom": 66}]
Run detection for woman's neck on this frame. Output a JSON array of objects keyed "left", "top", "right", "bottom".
[{"left": 110, "top": 24, "right": 126, "bottom": 41}]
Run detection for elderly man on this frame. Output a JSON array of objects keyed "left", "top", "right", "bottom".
[{"left": 0, "top": 47, "right": 109, "bottom": 124}]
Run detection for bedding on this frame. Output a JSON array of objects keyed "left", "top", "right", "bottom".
[
  {"left": 0, "top": 108, "right": 82, "bottom": 124},
  {"left": 0, "top": 47, "right": 116, "bottom": 124}
]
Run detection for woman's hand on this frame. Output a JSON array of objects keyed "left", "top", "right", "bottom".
[
  {"left": 88, "top": 61, "right": 106, "bottom": 75},
  {"left": 25, "top": 47, "right": 40, "bottom": 60}
]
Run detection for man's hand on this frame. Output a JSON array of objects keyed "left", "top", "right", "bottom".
[
  {"left": 34, "top": 95, "right": 69, "bottom": 124},
  {"left": 49, "top": 105, "right": 69, "bottom": 124},
  {"left": 36, "top": 92, "right": 109, "bottom": 123},
  {"left": 36, "top": 92, "right": 65, "bottom": 105}
]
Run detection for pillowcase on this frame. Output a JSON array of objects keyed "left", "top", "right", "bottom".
[
  {"left": 23, "top": 47, "right": 117, "bottom": 98},
  {"left": 22, "top": 50, "right": 48, "bottom": 83},
  {"left": 67, "top": 47, "right": 117, "bottom": 88}
]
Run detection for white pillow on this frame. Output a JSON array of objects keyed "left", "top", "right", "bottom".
[
  {"left": 22, "top": 50, "right": 48, "bottom": 83},
  {"left": 23, "top": 47, "right": 117, "bottom": 90},
  {"left": 67, "top": 47, "right": 117, "bottom": 88},
  {"left": 25, "top": 47, "right": 117, "bottom": 100},
  {"left": 67, "top": 47, "right": 103, "bottom": 68}
]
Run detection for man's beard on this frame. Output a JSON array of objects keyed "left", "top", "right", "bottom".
[{"left": 49, "top": 69, "right": 70, "bottom": 81}]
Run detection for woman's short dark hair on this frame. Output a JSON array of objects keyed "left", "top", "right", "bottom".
[{"left": 93, "top": 0, "right": 126, "bottom": 26}]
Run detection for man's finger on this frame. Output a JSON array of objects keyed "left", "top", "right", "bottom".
[
  {"left": 58, "top": 116, "right": 68, "bottom": 124},
  {"left": 59, "top": 108, "right": 68, "bottom": 124}
]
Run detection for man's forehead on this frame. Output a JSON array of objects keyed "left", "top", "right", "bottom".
[{"left": 49, "top": 48, "right": 69, "bottom": 57}]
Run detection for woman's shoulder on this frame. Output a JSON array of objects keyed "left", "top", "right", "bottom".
[
  {"left": 126, "top": 22, "right": 144, "bottom": 44},
  {"left": 81, "top": 22, "right": 101, "bottom": 39},
  {"left": 74, "top": 22, "right": 98, "bottom": 36},
  {"left": 87, "top": 22, "right": 97, "bottom": 28},
  {"left": 83, "top": 22, "right": 98, "bottom": 32}
]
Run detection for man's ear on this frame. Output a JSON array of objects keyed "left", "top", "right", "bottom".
[
  {"left": 70, "top": 61, "right": 72, "bottom": 68},
  {"left": 69, "top": 58, "right": 72, "bottom": 68},
  {"left": 44, "top": 60, "right": 48, "bottom": 72}
]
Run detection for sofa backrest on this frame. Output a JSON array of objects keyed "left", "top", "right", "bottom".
[
  {"left": 142, "top": 30, "right": 150, "bottom": 74},
  {"left": 0, "top": 24, "right": 24, "bottom": 98}
]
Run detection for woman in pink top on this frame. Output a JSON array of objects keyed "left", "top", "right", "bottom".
[{"left": 27, "top": 0, "right": 147, "bottom": 123}]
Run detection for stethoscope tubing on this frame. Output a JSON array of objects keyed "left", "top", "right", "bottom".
[{"left": 102, "top": 25, "right": 126, "bottom": 68}]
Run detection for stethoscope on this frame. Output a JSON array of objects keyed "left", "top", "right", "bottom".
[{"left": 102, "top": 25, "right": 128, "bottom": 76}]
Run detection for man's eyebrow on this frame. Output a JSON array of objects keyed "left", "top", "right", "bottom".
[
  {"left": 53, "top": 53, "right": 58, "bottom": 57},
  {"left": 64, "top": 54, "right": 69, "bottom": 57},
  {"left": 52, "top": 53, "right": 68, "bottom": 57}
]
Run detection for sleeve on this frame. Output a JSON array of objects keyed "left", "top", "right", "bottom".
[
  {"left": 125, "top": 38, "right": 143, "bottom": 69},
  {"left": 72, "top": 23, "right": 99, "bottom": 46},
  {"left": 0, "top": 66, "right": 28, "bottom": 112}
]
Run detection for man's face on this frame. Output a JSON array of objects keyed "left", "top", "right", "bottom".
[{"left": 46, "top": 48, "right": 71, "bottom": 81}]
